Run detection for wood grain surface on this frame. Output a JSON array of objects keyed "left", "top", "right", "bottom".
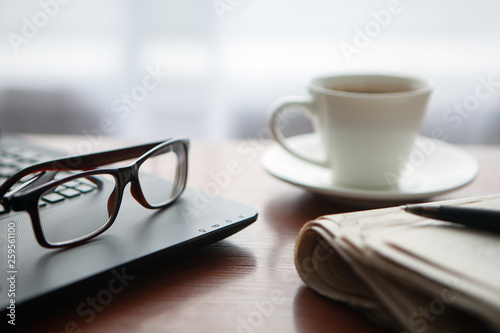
[{"left": 14, "top": 136, "right": 500, "bottom": 333}]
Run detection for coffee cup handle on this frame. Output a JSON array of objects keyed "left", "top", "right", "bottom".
[{"left": 268, "top": 96, "right": 329, "bottom": 168}]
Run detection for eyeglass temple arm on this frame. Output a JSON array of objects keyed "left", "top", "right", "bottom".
[{"left": 0, "top": 140, "right": 168, "bottom": 198}]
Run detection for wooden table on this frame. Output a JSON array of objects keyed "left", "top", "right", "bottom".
[{"left": 15, "top": 136, "right": 500, "bottom": 333}]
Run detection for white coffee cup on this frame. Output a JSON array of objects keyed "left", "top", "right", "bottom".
[{"left": 268, "top": 73, "right": 433, "bottom": 189}]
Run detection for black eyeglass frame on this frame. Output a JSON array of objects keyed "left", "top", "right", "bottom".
[{"left": 0, "top": 138, "right": 189, "bottom": 248}]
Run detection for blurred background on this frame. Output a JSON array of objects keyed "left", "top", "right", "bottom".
[{"left": 1, "top": 0, "right": 499, "bottom": 143}]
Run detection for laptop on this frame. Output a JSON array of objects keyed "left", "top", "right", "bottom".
[{"left": 0, "top": 133, "right": 258, "bottom": 314}]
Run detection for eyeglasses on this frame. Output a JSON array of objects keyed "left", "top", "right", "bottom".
[{"left": 0, "top": 138, "right": 189, "bottom": 248}]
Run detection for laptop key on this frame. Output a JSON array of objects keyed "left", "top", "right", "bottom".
[
  {"left": 61, "top": 180, "right": 81, "bottom": 188},
  {"left": 74, "top": 184, "right": 95, "bottom": 193},
  {"left": 58, "top": 188, "right": 81, "bottom": 198},
  {"left": 42, "top": 193, "right": 65, "bottom": 204}
]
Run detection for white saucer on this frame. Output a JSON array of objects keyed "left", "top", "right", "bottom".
[{"left": 261, "top": 134, "right": 479, "bottom": 207}]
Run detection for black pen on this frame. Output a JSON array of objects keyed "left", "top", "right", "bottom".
[{"left": 403, "top": 204, "right": 500, "bottom": 233}]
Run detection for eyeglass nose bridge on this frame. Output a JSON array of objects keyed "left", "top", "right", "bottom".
[
  {"left": 114, "top": 164, "right": 151, "bottom": 208},
  {"left": 104, "top": 165, "right": 136, "bottom": 216}
]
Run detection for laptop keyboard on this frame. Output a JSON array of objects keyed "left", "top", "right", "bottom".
[
  {"left": 0, "top": 145, "right": 97, "bottom": 214},
  {"left": 0, "top": 146, "right": 46, "bottom": 186}
]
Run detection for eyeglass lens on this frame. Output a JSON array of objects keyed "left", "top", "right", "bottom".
[
  {"left": 37, "top": 174, "right": 116, "bottom": 246},
  {"left": 138, "top": 143, "right": 185, "bottom": 207}
]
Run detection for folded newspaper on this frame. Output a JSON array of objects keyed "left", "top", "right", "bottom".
[{"left": 295, "top": 194, "right": 500, "bottom": 333}]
